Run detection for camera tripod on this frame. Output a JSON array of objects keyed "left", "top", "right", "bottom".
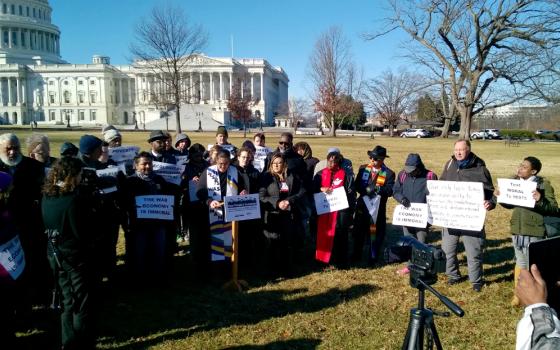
[{"left": 402, "top": 268, "right": 464, "bottom": 350}]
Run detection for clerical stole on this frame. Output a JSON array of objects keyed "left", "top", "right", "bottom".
[
  {"left": 316, "top": 167, "right": 346, "bottom": 264},
  {"left": 206, "top": 165, "right": 238, "bottom": 261},
  {"left": 361, "top": 163, "right": 387, "bottom": 259}
]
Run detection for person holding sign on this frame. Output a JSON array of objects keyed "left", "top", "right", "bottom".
[
  {"left": 440, "top": 139, "right": 495, "bottom": 292},
  {"left": 42, "top": 157, "right": 95, "bottom": 350},
  {"left": 352, "top": 145, "right": 395, "bottom": 264},
  {"left": 147, "top": 130, "right": 177, "bottom": 164},
  {"left": 124, "top": 152, "right": 179, "bottom": 281},
  {"left": 393, "top": 153, "right": 437, "bottom": 244},
  {"left": 253, "top": 133, "right": 272, "bottom": 172},
  {"left": 196, "top": 150, "right": 247, "bottom": 276},
  {"left": 212, "top": 126, "right": 238, "bottom": 160},
  {"left": 314, "top": 152, "right": 355, "bottom": 267},
  {"left": 259, "top": 152, "right": 305, "bottom": 276},
  {"left": 496, "top": 157, "right": 558, "bottom": 306}
]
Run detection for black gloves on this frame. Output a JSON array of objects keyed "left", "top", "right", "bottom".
[
  {"left": 366, "top": 184, "right": 378, "bottom": 198},
  {"left": 401, "top": 197, "right": 411, "bottom": 208}
]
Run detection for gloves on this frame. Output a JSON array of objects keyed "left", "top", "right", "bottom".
[
  {"left": 365, "top": 185, "right": 378, "bottom": 198},
  {"left": 401, "top": 197, "right": 411, "bottom": 208}
]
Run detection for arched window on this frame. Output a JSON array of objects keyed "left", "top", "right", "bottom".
[{"left": 63, "top": 91, "right": 71, "bottom": 104}]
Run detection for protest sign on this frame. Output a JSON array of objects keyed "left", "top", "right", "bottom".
[
  {"left": 392, "top": 203, "right": 429, "bottom": 228},
  {"left": 314, "top": 187, "right": 349, "bottom": 215},
  {"left": 497, "top": 178, "right": 537, "bottom": 208},
  {"left": 96, "top": 166, "right": 124, "bottom": 178},
  {"left": 224, "top": 194, "right": 261, "bottom": 222},
  {"left": 152, "top": 161, "right": 185, "bottom": 186},
  {"left": 426, "top": 180, "right": 486, "bottom": 231},
  {"left": 135, "top": 195, "right": 174, "bottom": 220},
  {"left": 175, "top": 155, "right": 189, "bottom": 168},
  {"left": 208, "top": 144, "right": 236, "bottom": 159},
  {"left": 108, "top": 146, "right": 139, "bottom": 163},
  {"left": 254, "top": 146, "right": 272, "bottom": 172},
  {"left": 0, "top": 235, "right": 25, "bottom": 280},
  {"left": 363, "top": 195, "right": 381, "bottom": 222}
]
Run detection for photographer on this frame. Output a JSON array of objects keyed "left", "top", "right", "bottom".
[{"left": 516, "top": 264, "right": 560, "bottom": 350}]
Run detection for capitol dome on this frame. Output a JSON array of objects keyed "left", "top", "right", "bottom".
[{"left": 0, "top": 0, "right": 63, "bottom": 64}]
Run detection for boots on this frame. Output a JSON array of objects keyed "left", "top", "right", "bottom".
[{"left": 511, "top": 266, "right": 521, "bottom": 307}]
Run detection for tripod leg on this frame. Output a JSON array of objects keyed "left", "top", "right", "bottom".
[
  {"left": 402, "top": 309, "right": 424, "bottom": 350},
  {"left": 427, "top": 318, "right": 443, "bottom": 350}
]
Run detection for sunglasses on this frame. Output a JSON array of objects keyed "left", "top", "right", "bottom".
[{"left": 279, "top": 142, "right": 291, "bottom": 146}]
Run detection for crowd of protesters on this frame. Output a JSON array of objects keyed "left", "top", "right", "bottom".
[{"left": 0, "top": 126, "right": 558, "bottom": 349}]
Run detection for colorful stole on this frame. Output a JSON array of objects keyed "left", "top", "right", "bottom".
[
  {"left": 316, "top": 167, "right": 346, "bottom": 264},
  {"left": 361, "top": 163, "right": 387, "bottom": 259},
  {"left": 206, "top": 165, "right": 238, "bottom": 261}
]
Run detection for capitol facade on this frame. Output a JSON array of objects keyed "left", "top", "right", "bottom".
[{"left": 0, "top": 0, "right": 289, "bottom": 129}]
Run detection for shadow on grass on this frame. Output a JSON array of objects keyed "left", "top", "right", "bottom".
[
  {"left": 92, "top": 256, "right": 377, "bottom": 349},
  {"left": 222, "top": 338, "right": 322, "bottom": 349}
]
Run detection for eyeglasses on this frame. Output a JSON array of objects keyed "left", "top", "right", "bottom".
[{"left": 279, "top": 142, "right": 291, "bottom": 146}]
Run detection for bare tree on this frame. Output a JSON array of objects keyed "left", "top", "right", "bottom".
[
  {"left": 308, "top": 26, "right": 356, "bottom": 137},
  {"left": 130, "top": 4, "right": 208, "bottom": 133},
  {"left": 227, "top": 83, "right": 254, "bottom": 138},
  {"left": 364, "top": 69, "right": 422, "bottom": 136},
  {"left": 369, "top": 0, "right": 560, "bottom": 139},
  {"left": 276, "top": 97, "right": 311, "bottom": 132}
]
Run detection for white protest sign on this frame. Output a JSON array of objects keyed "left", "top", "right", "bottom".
[
  {"left": 0, "top": 235, "right": 26, "bottom": 280},
  {"left": 426, "top": 180, "right": 486, "bottom": 231},
  {"left": 152, "top": 161, "right": 185, "bottom": 186},
  {"left": 96, "top": 166, "right": 124, "bottom": 178},
  {"left": 208, "top": 144, "right": 236, "bottom": 159},
  {"left": 224, "top": 193, "right": 261, "bottom": 222},
  {"left": 108, "top": 146, "right": 139, "bottom": 163},
  {"left": 135, "top": 195, "right": 174, "bottom": 220},
  {"left": 392, "top": 203, "right": 429, "bottom": 228},
  {"left": 363, "top": 195, "right": 381, "bottom": 223},
  {"left": 254, "top": 146, "right": 272, "bottom": 172},
  {"left": 497, "top": 178, "right": 537, "bottom": 208},
  {"left": 314, "top": 186, "right": 349, "bottom": 215},
  {"left": 175, "top": 155, "right": 189, "bottom": 168}
]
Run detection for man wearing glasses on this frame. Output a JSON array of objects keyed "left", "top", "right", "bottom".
[
  {"left": 265, "top": 132, "right": 306, "bottom": 180},
  {"left": 352, "top": 145, "right": 395, "bottom": 265}
]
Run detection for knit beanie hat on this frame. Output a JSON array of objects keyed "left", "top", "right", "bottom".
[
  {"left": 216, "top": 126, "right": 228, "bottom": 137},
  {"left": 104, "top": 129, "right": 121, "bottom": 143},
  {"left": 60, "top": 142, "right": 79, "bottom": 157},
  {"left": 79, "top": 135, "right": 103, "bottom": 155}
]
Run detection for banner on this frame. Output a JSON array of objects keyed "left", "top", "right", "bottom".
[
  {"left": 135, "top": 195, "right": 174, "bottom": 220},
  {"left": 497, "top": 178, "right": 537, "bottom": 208},
  {"left": 254, "top": 146, "right": 272, "bottom": 172},
  {"left": 224, "top": 194, "right": 261, "bottom": 222},
  {"left": 426, "top": 180, "right": 486, "bottom": 231},
  {"left": 0, "top": 235, "right": 25, "bottom": 280},
  {"left": 314, "top": 187, "right": 349, "bottom": 215},
  {"left": 392, "top": 203, "right": 429, "bottom": 228},
  {"left": 363, "top": 195, "right": 381, "bottom": 222},
  {"left": 108, "top": 146, "right": 139, "bottom": 163},
  {"left": 153, "top": 161, "right": 185, "bottom": 186}
]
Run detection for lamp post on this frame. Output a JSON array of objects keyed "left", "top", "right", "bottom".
[
  {"left": 65, "top": 110, "right": 71, "bottom": 128},
  {"left": 256, "top": 110, "right": 262, "bottom": 131},
  {"left": 133, "top": 111, "right": 138, "bottom": 130},
  {"left": 196, "top": 112, "right": 203, "bottom": 132}
]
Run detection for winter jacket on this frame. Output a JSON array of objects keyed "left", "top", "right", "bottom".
[{"left": 393, "top": 169, "right": 437, "bottom": 204}]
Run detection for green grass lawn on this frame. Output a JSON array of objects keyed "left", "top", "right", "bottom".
[{"left": 9, "top": 128, "right": 560, "bottom": 349}]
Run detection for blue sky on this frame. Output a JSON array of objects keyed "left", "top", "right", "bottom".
[{"left": 51, "top": 0, "right": 410, "bottom": 99}]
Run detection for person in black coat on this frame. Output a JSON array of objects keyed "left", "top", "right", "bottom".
[
  {"left": 259, "top": 152, "right": 306, "bottom": 276},
  {"left": 147, "top": 130, "right": 177, "bottom": 164}
]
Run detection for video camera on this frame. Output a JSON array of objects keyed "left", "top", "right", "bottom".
[{"left": 386, "top": 237, "right": 446, "bottom": 286}]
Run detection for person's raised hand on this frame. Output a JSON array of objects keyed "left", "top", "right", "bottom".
[{"left": 516, "top": 264, "right": 548, "bottom": 306}]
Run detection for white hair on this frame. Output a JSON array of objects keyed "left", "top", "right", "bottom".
[{"left": 0, "top": 133, "right": 20, "bottom": 147}]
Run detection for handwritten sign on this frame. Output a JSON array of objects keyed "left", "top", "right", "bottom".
[
  {"left": 392, "top": 203, "right": 429, "bottom": 228},
  {"left": 426, "top": 180, "right": 486, "bottom": 231},
  {"left": 363, "top": 195, "right": 381, "bottom": 222},
  {"left": 314, "top": 187, "right": 349, "bottom": 215},
  {"left": 254, "top": 146, "right": 272, "bottom": 172},
  {"left": 153, "top": 161, "right": 185, "bottom": 186},
  {"left": 135, "top": 195, "right": 174, "bottom": 220},
  {"left": 0, "top": 235, "right": 25, "bottom": 280},
  {"left": 497, "top": 178, "right": 537, "bottom": 208},
  {"left": 224, "top": 194, "right": 261, "bottom": 222},
  {"left": 108, "top": 146, "right": 139, "bottom": 163}
]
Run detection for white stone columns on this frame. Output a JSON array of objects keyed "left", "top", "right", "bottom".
[
  {"left": 128, "top": 78, "right": 133, "bottom": 105},
  {"left": 15, "top": 78, "right": 21, "bottom": 105},
  {"left": 118, "top": 79, "right": 123, "bottom": 105},
  {"left": 199, "top": 72, "right": 203, "bottom": 103},
  {"left": 21, "top": 79, "right": 26, "bottom": 106},
  {"left": 260, "top": 73, "right": 264, "bottom": 101},
  {"left": 251, "top": 73, "right": 254, "bottom": 98},
  {"left": 99, "top": 77, "right": 105, "bottom": 103},
  {"left": 229, "top": 72, "right": 233, "bottom": 100},
  {"left": 7, "top": 78, "right": 12, "bottom": 106},
  {"left": 8, "top": 28, "right": 12, "bottom": 48},
  {"left": 57, "top": 78, "right": 62, "bottom": 104},
  {"left": 74, "top": 77, "right": 78, "bottom": 105},
  {"left": 219, "top": 72, "right": 223, "bottom": 100},
  {"left": 0, "top": 79, "right": 3, "bottom": 106},
  {"left": 210, "top": 73, "right": 214, "bottom": 102}
]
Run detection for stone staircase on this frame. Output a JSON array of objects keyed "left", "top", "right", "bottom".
[{"left": 144, "top": 104, "right": 228, "bottom": 131}]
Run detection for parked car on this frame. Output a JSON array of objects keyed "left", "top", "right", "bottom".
[
  {"left": 470, "top": 130, "right": 490, "bottom": 139},
  {"left": 400, "top": 128, "right": 431, "bottom": 138},
  {"left": 483, "top": 128, "right": 501, "bottom": 139},
  {"left": 535, "top": 129, "right": 552, "bottom": 135}
]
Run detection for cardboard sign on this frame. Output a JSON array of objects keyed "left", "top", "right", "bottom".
[
  {"left": 392, "top": 203, "right": 429, "bottom": 228},
  {"left": 497, "top": 178, "right": 537, "bottom": 208},
  {"left": 254, "top": 146, "right": 272, "bottom": 172},
  {"left": 108, "top": 146, "right": 139, "bottom": 163},
  {"left": 135, "top": 195, "right": 174, "bottom": 220},
  {"left": 314, "top": 187, "right": 349, "bottom": 215},
  {"left": 426, "top": 180, "right": 486, "bottom": 231},
  {"left": 0, "top": 235, "right": 25, "bottom": 280},
  {"left": 363, "top": 195, "right": 381, "bottom": 223},
  {"left": 224, "top": 193, "right": 261, "bottom": 222},
  {"left": 153, "top": 161, "right": 185, "bottom": 186}
]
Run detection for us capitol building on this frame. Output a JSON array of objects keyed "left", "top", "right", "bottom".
[{"left": 0, "top": 0, "right": 289, "bottom": 129}]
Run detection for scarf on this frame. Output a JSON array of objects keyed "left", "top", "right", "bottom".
[
  {"left": 207, "top": 165, "right": 238, "bottom": 261},
  {"left": 361, "top": 162, "right": 388, "bottom": 259},
  {"left": 316, "top": 166, "right": 345, "bottom": 264}
]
